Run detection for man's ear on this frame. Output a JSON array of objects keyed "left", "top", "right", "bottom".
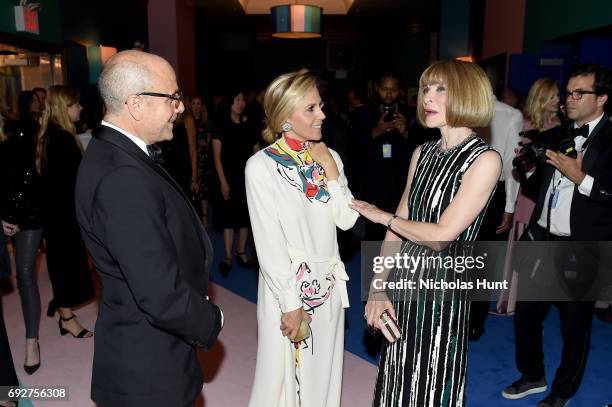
[
  {"left": 596, "top": 93, "right": 608, "bottom": 109},
  {"left": 125, "top": 95, "right": 143, "bottom": 121}
]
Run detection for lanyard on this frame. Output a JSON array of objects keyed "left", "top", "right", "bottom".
[{"left": 546, "top": 171, "right": 565, "bottom": 240}]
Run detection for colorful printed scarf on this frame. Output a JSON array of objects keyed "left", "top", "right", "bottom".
[{"left": 264, "top": 136, "right": 330, "bottom": 203}]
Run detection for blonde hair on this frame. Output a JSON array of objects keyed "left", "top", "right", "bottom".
[
  {"left": 35, "top": 85, "right": 81, "bottom": 174},
  {"left": 417, "top": 60, "right": 494, "bottom": 129},
  {"left": 523, "top": 78, "right": 558, "bottom": 131},
  {"left": 262, "top": 71, "right": 318, "bottom": 144}
]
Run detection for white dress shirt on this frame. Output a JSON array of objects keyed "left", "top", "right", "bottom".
[
  {"left": 488, "top": 98, "right": 524, "bottom": 213},
  {"left": 101, "top": 120, "right": 150, "bottom": 156},
  {"left": 537, "top": 113, "right": 605, "bottom": 236}
]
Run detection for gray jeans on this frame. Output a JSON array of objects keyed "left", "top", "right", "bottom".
[{"left": 13, "top": 229, "right": 43, "bottom": 338}]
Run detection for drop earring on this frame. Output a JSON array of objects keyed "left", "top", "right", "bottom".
[{"left": 281, "top": 122, "right": 293, "bottom": 132}]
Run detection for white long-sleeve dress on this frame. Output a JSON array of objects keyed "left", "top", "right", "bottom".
[{"left": 245, "top": 136, "right": 358, "bottom": 407}]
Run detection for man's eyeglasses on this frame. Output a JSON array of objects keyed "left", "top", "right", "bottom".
[
  {"left": 135, "top": 90, "right": 184, "bottom": 108},
  {"left": 563, "top": 89, "right": 598, "bottom": 101}
]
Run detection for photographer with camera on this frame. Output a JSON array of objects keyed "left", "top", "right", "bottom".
[
  {"left": 502, "top": 65, "right": 612, "bottom": 407},
  {"left": 364, "top": 72, "right": 420, "bottom": 241}
]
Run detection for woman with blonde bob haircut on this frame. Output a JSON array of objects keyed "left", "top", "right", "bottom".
[
  {"left": 245, "top": 71, "right": 358, "bottom": 406},
  {"left": 35, "top": 85, "right": 95, "bottom": 340},
  {"left": 351, "top": 60, "right": 501, "bottom": 406}
]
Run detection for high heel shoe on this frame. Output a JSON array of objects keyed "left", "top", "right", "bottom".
[
  {"left": 235, "top": 252, "right": 257, "bottom": 269},
  {"left": 59, "top": 314, "right": 93, "bottom": 338},
  {"left": 24, "top": 342, "right": 40, "bottom": 375},
  {"left": 46, "top": 299, "right": 56, "bottom": 317},
  {"left": 219, "top": 257, "right": 232, "bottom": 278}
]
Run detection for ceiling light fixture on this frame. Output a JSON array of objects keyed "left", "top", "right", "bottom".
[{"left": 271, "top": 3, "right": 322, "bottom": 39}]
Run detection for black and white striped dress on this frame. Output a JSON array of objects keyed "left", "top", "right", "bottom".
[{"left": 373, "top": 136, "right": 496, "bottom": 407}]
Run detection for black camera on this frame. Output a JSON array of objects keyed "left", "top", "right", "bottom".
[{"left": 512, "top": 129, "right": 577, "bottom": 180}]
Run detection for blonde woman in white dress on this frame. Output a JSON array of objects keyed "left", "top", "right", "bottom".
[{"left": 245, "top": 72, "right": 358, "bottom": 407}]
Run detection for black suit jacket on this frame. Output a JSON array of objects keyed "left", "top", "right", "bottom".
[
  {"left": 75, "top": 126, "right": 222, "bottom": 407},
  {"left": 526, "top": 115, "right": 612, "bottom": 240}
]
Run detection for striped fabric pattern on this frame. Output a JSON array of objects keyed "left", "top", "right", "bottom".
[
  {"left": 271, "top": 5, "right": 321, "bottom": 35},
  {"left": 373, "top": 136, "right": 495, "bottom": 407}
]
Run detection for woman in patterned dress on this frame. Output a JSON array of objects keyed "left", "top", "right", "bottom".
[
  {"left": 351, "top": 60, "right": 501, "bottom": 407},
  {"left": 245, "top": 72, "right": 358, "bottom": 406}
]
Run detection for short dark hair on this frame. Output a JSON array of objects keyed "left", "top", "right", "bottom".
[
  {"left": 377, "top": 71, "right": 401, "bottom": 87},
  {"left": 569, "top": 64, "right": 612, "bottom": 108}
]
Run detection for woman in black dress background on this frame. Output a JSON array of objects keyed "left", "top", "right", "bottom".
[
  {"left": 212, "top": 90, "right": 258, "bottom": 276},
  {"left": 0, "top": 90, "right": 45, "bottom": 373},
  {"left": 35, "top": 85, "right": 94, "bottom": 338}
]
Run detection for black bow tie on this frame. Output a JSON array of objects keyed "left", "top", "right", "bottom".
[
  {"left": 146, "top": 144, "right": 163, "bottom": 164},
  {"left": 569, "top": 124, "right": 589, "bottom": 138}
]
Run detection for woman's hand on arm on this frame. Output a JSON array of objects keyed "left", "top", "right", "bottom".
[
  {"left": 351, "top": 145, "right": 421, "bottom": 241},
  {"left": 350, "top": 199, "right": 392, "bottom": 225},
  {"left": 375, "top": 150, "right": 501, "bottom": 244}
]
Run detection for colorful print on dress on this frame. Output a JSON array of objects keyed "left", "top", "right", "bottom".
[
  {"left": 264, "top": 139, "right": 330, "bottom": 203},
  {"left": 295, "top": 262, "right": 335, "bottom": 313}
]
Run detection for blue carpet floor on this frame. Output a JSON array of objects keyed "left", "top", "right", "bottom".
[{"left": 208, "top": 231, "right": 612, "bottom": 406}]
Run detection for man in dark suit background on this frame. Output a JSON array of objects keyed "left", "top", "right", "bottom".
[
  {"left": 502, "top": 65, "right": 612, "bottom": 407},
  {"left": 75, "top": 50, "right": 223, "bottom": 407}
]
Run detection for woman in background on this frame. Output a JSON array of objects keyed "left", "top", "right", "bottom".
[
  {"left": 0, "top": 90, "right": 44, "bottom": 374},
  {"left": 212, "top": 89, "right": 258, "bottom": 276},
  {"left": 36, "top": 85, "right": 95, "bottom": 338}
]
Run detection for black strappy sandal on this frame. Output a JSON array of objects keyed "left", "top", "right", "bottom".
[{"left": 59, "top": 314, "right": 93, "bottom": 339}]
